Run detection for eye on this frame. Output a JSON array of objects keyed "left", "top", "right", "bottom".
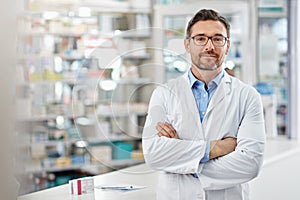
[
  {"left": 213, "top": 36, "right": 223, "bottom": 42},
  {"left": 195, "top": 36, "right": 207, "bottom": 42}
]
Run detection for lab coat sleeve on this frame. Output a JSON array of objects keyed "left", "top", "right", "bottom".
[
  {"left": 199, "top": 88, "right": 266, "bottom": 190},
  {"left": 142, "top": 86, "right": 207, "bottom": 174}
]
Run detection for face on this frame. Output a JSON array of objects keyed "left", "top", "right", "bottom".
[{"left": 184, "top": 20, "right": 230, "bottom": 71}]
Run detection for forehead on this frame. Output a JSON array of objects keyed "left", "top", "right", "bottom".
[{"left": 190, "top": 20, "right": 227, "bottom": 36}]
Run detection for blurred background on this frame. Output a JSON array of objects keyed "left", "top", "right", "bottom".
[{"left": 11, "top": 0, "right": 300, "bottom": 199}]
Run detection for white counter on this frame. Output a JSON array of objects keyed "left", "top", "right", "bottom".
[
  {"left": 18, "top": 164, "right": 158, "bottom": 200},
  {"left": 249, "top": 137, "right": 300, "bottom": 200},
  {"left": 18, "top": 136, "right": 300, "bottom": 200}
]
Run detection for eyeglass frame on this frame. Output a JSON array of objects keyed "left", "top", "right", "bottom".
[{"left": 187, "top": 34, "right": 229, "bottom": 47}]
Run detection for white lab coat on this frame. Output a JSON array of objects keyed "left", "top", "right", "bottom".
[{"left": 142, "top": 70, "right": 266, "bottom": 200}]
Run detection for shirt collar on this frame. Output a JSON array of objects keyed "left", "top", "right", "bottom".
[{"left": 188, "top": 68, "right": 224, "bottom": 89}]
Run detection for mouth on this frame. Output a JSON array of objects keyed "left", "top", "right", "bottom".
[{"left": 201, "top": 53, "right": 217, "bottom": 58}]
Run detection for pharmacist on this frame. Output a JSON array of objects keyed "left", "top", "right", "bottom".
[{"left": 142, "top": 9, "right": 266, "bottom": 200}]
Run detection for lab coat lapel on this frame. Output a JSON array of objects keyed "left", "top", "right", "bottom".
[
  {"left": 181, "top": 70, "right": 205, "bottom": 139},
  {"left": 205, "top": 73, "right": 231, "bottom": 117},
  {"left": 181, "top": 70, "right": 199, "bottom": 116}
]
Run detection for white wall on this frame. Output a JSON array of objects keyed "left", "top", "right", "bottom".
[{"left": 0, "top": 0, "right": 18, "bottom": 199}]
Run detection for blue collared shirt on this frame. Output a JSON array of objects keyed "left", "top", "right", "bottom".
[{"left": 188, "top": 69, "right": 224, "bottom": 163}]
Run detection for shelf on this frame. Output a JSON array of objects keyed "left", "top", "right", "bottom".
[
  {"left": 17, "top": 54, "right": 52, "bottom": 59},
  {"left": 92, "top": 7, "right": 151, "bottom": 14},
  {"left": 81, "top": 159, "right": 145, "bottom": 170},
  {"left": 17, "top": 101, "right": 148, "bottom": 122},
  {"left": 106, "top": 159, "right": 144, "bottom": 168},
  {"left": 98, "top": 111, "right": 147, "bottom": 117},
  {"left": 23, "top": 0, "right": 151, "bottom": 14},
  {"left": 78, "top": 1, "right": 151, "bottom": 14},
  {"left": 25, "top": 159, "right": 144, "bottom": 173},
  {"left": 22, "top": 134, "right": 142, "bottom": 147},
  {"left": 16, "top": 77, "right": 101, "bottom": 87},
  {"left": 117, "top": 77, "right": 151, "bottom": 84},
  {"left": 18, "top": 53, "right": 85, "bottom": 60},
  {"left": 19, "top": 31, "right": 85, "bottom": 37},
  {"left": 17, "top": 76, "right": 150, "bottom": 87},
  {"left": 117, "top": 32, "right": 151, "bottom": 39},
  {"left": 17, "top": 3, "right": 152, "bottom": 183},
  {"left": 17, "top": 114, "right": 63, "bottom": 122},
  {"left": 16, "top": 113, "right": 83, "bottom": 122},
  {"left": 97, "top": 102, "right": 148, "bottom": 118},
  {"left": 27, "top": 164, "right": 85, "bottom": 173},
  {"left": 30, "top": 139, "right": 78, "bottom": 147},
  {"left": 57, "top": 55, "right": 85, "bottom": 60},
  {"left": 87, "top": 135, "right": 141, "bottom": 143},
  {"left": 17, "top": 111, "right": 147, "bottom": 122},
  {"left": 122, "top": 54, "right": 151, "bottom": 60},
  {"left": 83, "top": 159, "right": 145, "bottom": 171},
  {"left": 23, "top": 79, "right": 77, "bottom": 85}
]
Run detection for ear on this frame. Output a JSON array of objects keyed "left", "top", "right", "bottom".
[
  {"left": 184, "top": 39, "right": 190, "bottom": 53},
  {"left": 225, "top": 39, "right": 231, "bottom": 55}
]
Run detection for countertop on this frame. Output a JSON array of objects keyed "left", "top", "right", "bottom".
[{"left": 18, "top": 136, "right": 300, "bottom": 200}]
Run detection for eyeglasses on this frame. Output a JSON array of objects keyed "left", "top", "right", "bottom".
[{"left": 189, "top": 35, "right": 228, "bottom": 47}]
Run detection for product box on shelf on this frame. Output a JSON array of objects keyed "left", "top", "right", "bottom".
[
  {"left": 112, "top": 142, "right": 133, "bottom": 160},
  {"left": 89, "top": 145, "right": 112, "bottom": 163}
]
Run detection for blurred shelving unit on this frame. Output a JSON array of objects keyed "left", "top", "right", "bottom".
[
  {"left": 16, "top": 0, "right": 154, "bottom": 195},
  {"left": 257, "top": 0, "right": 288, "bottom": 136}
]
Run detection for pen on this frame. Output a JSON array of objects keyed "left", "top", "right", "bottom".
[{"left": 99, "top": 185, "right": 133, "bottom": 190}]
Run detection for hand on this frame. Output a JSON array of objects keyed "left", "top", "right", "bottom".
[
  {"left": 210, "top": 137, "right": 237, "bottom": 159},
  {"left": 156, "top": 122, "right": 178, "bottom": 139}
]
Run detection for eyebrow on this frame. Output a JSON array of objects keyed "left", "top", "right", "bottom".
[{"left": 192, "top": 33, "right": 226, "bottom": 37}]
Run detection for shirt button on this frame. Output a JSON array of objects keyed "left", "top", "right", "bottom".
[
  {"left": 203, "top": 94, "right": 206, "bottom": 97},
  {"left": 202, "top": 112, "right": 205, "bottom": 115}
]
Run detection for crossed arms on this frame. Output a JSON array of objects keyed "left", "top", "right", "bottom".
[{"left": 156, "top": 121, "right": 237, "bottom": 159}]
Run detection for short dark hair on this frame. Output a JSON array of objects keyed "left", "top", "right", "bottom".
[{"left": 186, "top": 9, "right": 230, "bottom": 39}]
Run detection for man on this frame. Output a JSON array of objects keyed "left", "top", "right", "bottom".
[{"left": 142, "top": 9, "right": 266, "bottom": 200}]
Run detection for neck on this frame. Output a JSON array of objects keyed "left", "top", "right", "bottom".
[{"left": 191, "top": 65, "right": 222, "bottom": 85}]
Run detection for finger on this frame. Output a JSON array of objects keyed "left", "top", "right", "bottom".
[
  {"left": 159, "top": 123, "right": 174, "bottom": 137},
  {"left": 162, "top": 122, "right": 177, "bottom": 138},
  {"left": 158, "top": 124, "right": 174, "bottom": 138},
  {"left": 156, "top": 123, "right": 168, "bottom": 135},
  {"left": 157, "top": 122, "right": 170, "bottom": 135},
  {"left": 159, "top": 128, "right": 173, "bottom": 138},
  {"left": 157, "top": 133, "right": 171, "bottom": 138},
  {"left": 163, "top": 122, "right": 177, "bottom": 136},
  {"left": 157, "top": 131, "right": 172, "bottom": 138},
  {"left": 157, "top": 122, "right": 176, "bottom": 138},
  {"left": 156, "top": 123, "right": 171, "bottom": 137},
  {"left": 155, "top": 124, "right": 162, "bottom": 132}
]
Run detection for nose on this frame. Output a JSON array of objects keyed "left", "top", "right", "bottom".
[{"left": 204, "top": 38, "right": 215, "bottom": 51}]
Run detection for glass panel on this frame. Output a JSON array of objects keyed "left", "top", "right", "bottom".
[{"left": 258, "top": 17, "right": 288, "bottom": 136}]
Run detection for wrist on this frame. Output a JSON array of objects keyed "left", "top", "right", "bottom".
[{"left": 209, "top": 140, "right": 221, "bottom": 159}]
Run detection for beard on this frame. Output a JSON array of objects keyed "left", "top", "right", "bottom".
[{"left": 191, "top": 52, "right": 222, "bottom": 71}]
